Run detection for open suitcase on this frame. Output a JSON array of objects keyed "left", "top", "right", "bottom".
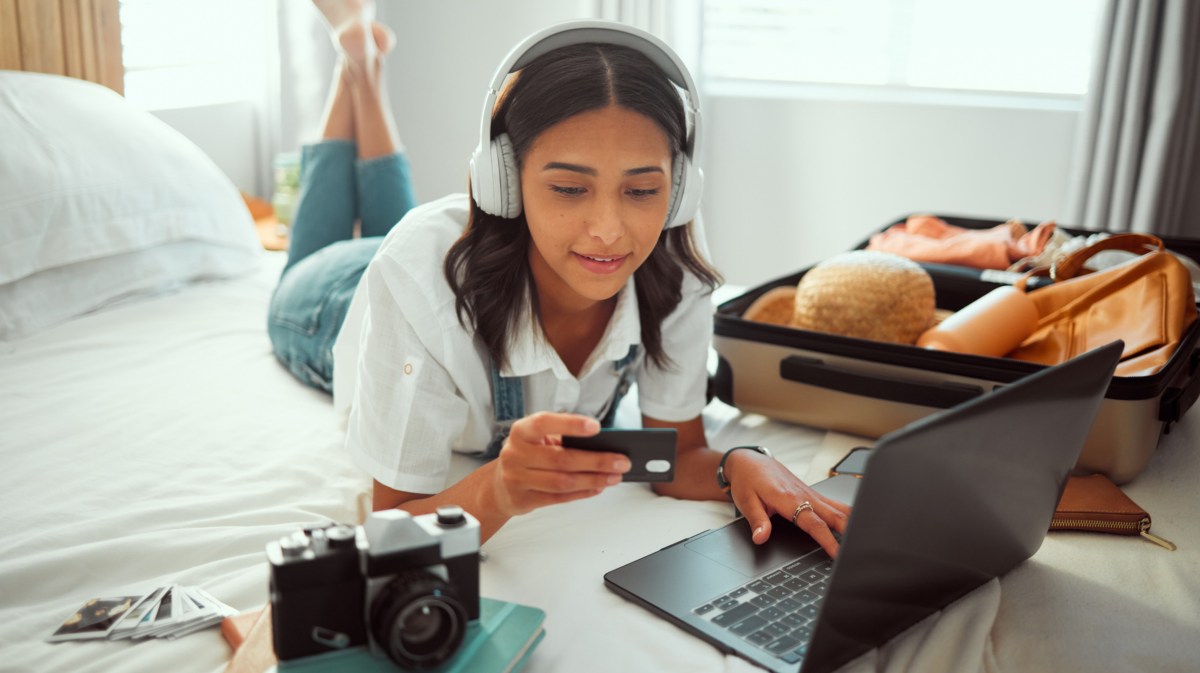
[{"left": 711, "top": 215, "right": 1200, "bottom": 484}]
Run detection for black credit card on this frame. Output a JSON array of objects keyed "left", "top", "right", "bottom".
[{"left": 562, "top": 429, "right": 678, "bottom": 483}]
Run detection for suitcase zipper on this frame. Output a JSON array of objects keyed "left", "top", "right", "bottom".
[{"left": 1050, "top": 516, "right": 1177, "bottom": 550}]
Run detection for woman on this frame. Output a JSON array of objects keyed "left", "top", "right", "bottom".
[
  {"left": 268, "top": 0, "right": 415, "bottom": 388},
  {"left": 271, "top": 2, "right": 849, "bottom": 554}
]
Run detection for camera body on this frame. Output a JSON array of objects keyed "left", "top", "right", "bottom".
[{"left": 267, "top": 507, "right": 481, "bottom": 669}]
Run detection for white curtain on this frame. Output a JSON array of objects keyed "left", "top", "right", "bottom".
[
  {"left": 275, "top": 1, "right": 337, "bottom": 159},
  {"left": 1065, "top": 0, "right": 1200, "bottom": 236},
  {"left": 593, "top": 0, "right": 668, "bottom": 32},
  {"left": 592, "top": 0, "right": 702, "bottom": 71}
]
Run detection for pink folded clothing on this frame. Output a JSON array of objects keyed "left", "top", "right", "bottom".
[{"left": 867, "top": 215, "right": 1057, "bottom": 270}]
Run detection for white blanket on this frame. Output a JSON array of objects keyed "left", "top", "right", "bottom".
[{"left": 1, "top": 252, "right": 1197, "bottom": 673}]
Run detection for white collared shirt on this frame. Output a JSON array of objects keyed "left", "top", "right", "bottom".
[{"left": 332, "top": 193, "right": 713, "bottom": 494}]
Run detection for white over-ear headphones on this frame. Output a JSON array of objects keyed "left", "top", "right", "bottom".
[{"left": 468, "top": 19, "right": 704, "bottom": 228}]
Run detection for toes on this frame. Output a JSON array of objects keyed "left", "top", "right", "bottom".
[{"left": 371, "top": 23, "right": 396, "bottom": 54}]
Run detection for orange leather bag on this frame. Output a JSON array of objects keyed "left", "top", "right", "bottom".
[{"left": 1008, "top": 234, "right": 1198, "bottom": 377}]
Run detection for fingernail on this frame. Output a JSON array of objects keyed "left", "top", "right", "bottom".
[
  {"left": 754, "top": 526, "right": 764, "bottom": 538},
  {"left": 615, "top": 458, "right": 631, "bottom": 472},
  {"left": 607, "top": 474, "right": 621, "bottom": 485},
  {"left": 584, "top": 418, "right": 600, "bottom": 433}
]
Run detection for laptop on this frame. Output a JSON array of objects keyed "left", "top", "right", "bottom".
[{"left": 604, "top": 341, "right": 1123, "bottom": 673}]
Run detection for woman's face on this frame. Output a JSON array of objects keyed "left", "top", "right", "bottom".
[{"left": 521, "top": 104, "right": 673, "bottom": 312}]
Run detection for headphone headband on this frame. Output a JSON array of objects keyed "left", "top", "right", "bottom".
[
  {"left": 485, "top": 22, "right": 698, "bottom": 106},
  {"left": 471, "top": 19, "right": 704, "bottom": 227}
]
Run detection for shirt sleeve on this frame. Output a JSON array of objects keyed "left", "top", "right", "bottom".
[
  {"left": 344, "top": 253, "right": 469, "bottom": 494},
  {"left": 635, "top": 270, "right": 714, "bottom": 422}
]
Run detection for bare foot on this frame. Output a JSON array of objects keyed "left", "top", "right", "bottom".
[
  {"left": 337, "top": 21, "right": 394, "bottom": 78},
  {"left": 371, "top": 22, "right": 395, "bottom": 55},
  {"left": 312, "top": 0, "right": 372, "bottom": 32}
]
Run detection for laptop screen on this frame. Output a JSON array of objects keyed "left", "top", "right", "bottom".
[{"left": 801, "top": 342, "right": 1119, "bottom": 672}]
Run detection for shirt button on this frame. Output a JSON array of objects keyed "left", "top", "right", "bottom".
[{"left": 403, "top": 363, "right": 414, "bottom": 375}]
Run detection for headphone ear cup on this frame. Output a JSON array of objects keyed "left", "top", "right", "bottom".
[
  {"left": 469, "top": 141, "right": 490, "bottom": 214},
  {"left": 492, "top": 134, "right": 522, "bottom": 219},
  {"left": 664, "top": 153, "right": 686, "bottom": 228},
  {"left": 666, "top": 152, "right": 701, "bottom": 228}
]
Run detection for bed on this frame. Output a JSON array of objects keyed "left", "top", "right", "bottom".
[{"left": 3, "top": 49, "right": 1200, "bottom": 673}]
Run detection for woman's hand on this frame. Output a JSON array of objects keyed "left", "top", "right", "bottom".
[
  {"left": 723, "top": 449, "right": 851, "bottom": 558},
  {"left": 491, "top": 412, "right": 631, "bottom": 517}
]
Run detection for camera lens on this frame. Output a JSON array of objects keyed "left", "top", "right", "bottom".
[
  {"left": 371, "top": 571, "right": 467, "bottom": 670},
  {"left": 397, "top": 600, "right": 456, "bottom": 655}
]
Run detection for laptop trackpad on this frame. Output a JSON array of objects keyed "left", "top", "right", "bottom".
[{"left": 686, "top": 518, "right": 823, "bottom": 577}]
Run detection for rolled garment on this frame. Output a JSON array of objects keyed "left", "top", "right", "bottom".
[
  {"left": 867, "top": 215, "right": 1057, "bottom": 270},
  {"left": 917, "top": 286, "right": 1039, "bottom": 356}
]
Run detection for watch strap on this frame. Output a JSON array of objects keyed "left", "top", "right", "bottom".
[{"left": 717, "top": 445, "right": 771, "bottom": 494}]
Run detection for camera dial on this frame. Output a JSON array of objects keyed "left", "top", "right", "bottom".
[
  {"left": 326, "top": 524, "right": 357, "bottom": 548},
  {"left": 370, "top": 570, "right": 468, "bottom": 670},
  {"left": 278, "top": 531, "right": 310, "bottom": 558},
  {"left": 436, "top": 506, "right": 466, "bottom": 527}
]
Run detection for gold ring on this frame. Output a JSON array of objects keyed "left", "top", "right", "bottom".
[{"left": 791, "top": 501, "right": 814, "bottom": 525}]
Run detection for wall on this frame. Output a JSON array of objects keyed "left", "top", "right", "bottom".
[
  {"left": 702, "top": 94, "right": 1080, "bottom": 286},
  {"left": 151, "top": 101, "right": 262, "bottom": 196}
]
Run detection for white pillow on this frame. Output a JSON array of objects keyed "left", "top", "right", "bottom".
[{"left": 0, "top": 72, "right": 262, "bottom": 340}]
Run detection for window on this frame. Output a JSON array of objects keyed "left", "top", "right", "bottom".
[
  {"left": 701, "top": 0, "right": 1106, "bottom": 98},
  {"left": 117, "top": 0, "right": 281, "bottom": 196},
  {"left": 119, "top": 0, "right": 277, "bottom": 110}
]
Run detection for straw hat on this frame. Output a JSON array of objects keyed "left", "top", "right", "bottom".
[
  {"left": 744, "top": 251, "right": 936, "bottom": 345},
  {"left": 741, "top": 286, "right": 798, "bottom": 327}
]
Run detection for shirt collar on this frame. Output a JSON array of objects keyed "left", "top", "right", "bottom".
[{"left": 499, "top": 276, "right": 642, "bottom": 380}]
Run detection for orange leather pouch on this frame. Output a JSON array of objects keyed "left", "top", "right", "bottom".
[
  {"left": 1008, "top": 233, "right": 1198, "bottom": 377},
  {"left": 1051, "top": 474, "right": 1176, "bottom": 550}
]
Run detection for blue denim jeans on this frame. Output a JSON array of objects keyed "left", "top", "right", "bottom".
[{"left": 268, "top": 140, "right": 416, "bottom": 392}]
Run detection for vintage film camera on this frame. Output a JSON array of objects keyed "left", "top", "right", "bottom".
[{"left": 267, "top": 506, "right": 481, "bottom": 670}]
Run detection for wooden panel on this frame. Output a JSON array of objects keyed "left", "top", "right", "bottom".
[
  {"left": 0, "top": 0, "right": 21, "bottom": 71},
  {"left": 4, "top": 0, "right": 123, "bottom": 95},
  {"left": 16, "top": 0, "right": 65, "bottom": 75},
  {"left": 91, "top": 0, "right": 122, "bottom": 94},
  {"left": 59, "top": 0, "right": 86, "bottom": 79},
  {"left": 77, "top": 0, "right": 100, "bottom": 83}
]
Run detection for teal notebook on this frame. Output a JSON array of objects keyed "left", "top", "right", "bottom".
[{"left": 276, "top": 597, "right": 545, "bottom": 673}]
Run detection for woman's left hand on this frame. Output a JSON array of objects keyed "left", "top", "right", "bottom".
[{"left": 722, "top": 449, "right": 851, "bottom": 558}]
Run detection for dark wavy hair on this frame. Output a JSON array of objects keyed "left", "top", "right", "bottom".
[{"left": 444, "top": 42, "right": 721, "bottom": 372}]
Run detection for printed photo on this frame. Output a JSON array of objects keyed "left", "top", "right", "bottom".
[{"left": 46, "top": 595, "right": 143, "bottom": 642}]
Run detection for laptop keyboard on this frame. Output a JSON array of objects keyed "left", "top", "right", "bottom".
[{"left": 691, "top": 551, "right": 833, "bottom": 664}]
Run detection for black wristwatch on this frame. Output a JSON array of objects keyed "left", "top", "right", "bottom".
[{"left": 717, "top": 445, "right": 772, "bottom": 494}]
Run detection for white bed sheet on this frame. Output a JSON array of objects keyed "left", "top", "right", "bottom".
[{"left": 1, "top": 251, "right": 1198, "bottom": 673}]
